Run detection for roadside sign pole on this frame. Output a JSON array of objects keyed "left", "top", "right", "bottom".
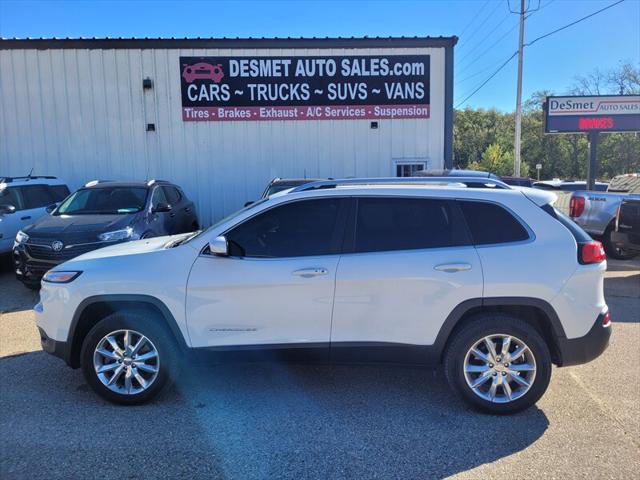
[{"left": 587, "top": 131, "right": 599, "bottom": 191}]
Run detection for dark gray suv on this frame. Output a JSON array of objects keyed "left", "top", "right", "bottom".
[{"left": 13, "top": 180, "right": 199, "bottom": 288}]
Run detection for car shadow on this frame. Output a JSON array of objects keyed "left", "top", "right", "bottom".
[{"left": 1, "top": 351, "right": 549, "bottom": 479}]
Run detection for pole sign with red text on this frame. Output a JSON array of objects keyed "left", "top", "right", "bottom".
[
  {"left": 544, "top": 95, "right": 640, "bottom": 133},
  {"left": 179, "top": 55, "right": 430, "bottom": 121}
]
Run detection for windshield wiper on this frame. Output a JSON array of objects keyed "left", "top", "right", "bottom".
[{"left": 166, "top": 230, "right": 202, "bottom": 248}]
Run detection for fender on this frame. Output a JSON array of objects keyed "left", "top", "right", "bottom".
[
  {"left": 431, "top": 296, "right": 567, "bottom": 360},
  {"left": 68, "top": 294, "right": 189, "bottom": 367}
]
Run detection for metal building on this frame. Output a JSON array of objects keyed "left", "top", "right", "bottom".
[{"left": 0, "top": 37, "right": 456, "bottom": 225}]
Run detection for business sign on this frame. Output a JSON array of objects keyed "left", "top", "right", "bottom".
[
  {"left": 544, "top": 95, "right": 640, "bottom": 133},
  {"left": 179, "top": 55, "right": 430, "bottom": 121}
]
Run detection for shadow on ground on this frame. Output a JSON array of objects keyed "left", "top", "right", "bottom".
[{"left": 0, "top": 350, "right": 549, "bottom": 479}]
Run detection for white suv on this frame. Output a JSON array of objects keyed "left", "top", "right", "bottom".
[
  {"left": 0, "top": 176, "right": 70, "bottom": 254},
  {"left": 35, "top": 177, "right": 611, "bottom": 414}
]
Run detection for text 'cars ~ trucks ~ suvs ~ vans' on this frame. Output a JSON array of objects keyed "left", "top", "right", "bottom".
[{"left": 34, "top": 177, "right": 611, "bottom": 414}]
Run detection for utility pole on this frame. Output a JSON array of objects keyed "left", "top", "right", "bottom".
[{"left": 513, "top": 0, "right": 525, "bottom": 177}]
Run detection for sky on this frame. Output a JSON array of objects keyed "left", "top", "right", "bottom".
[{"left": 0, "top": 0, "right": 638, "bottom": 111}]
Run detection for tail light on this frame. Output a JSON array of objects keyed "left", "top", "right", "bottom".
[
  {"left": 614, "top": 205, "right": 621, "bottom": 231},
  {"left": 569, "top": 196, "right": 585, "bottom": 218},
  {"left": 579, "top": 240, "right": 606, "bottom": 264},
  {"left": 602, "top": 312, "right": 611, "bottom": 327}
]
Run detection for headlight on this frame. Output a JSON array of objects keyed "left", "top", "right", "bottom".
[
  {"left": 42, "top": 270, "right": 82, "bottom": 283},
  {"left": 15, "top": 230, "right": 29, "bottom": 244},
  {"left": 98, "top": 227, "right": 135, "bottom": 242}
]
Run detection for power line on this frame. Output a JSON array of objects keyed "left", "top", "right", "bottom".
[
  {"left": 458, "top": 0, "right": 503, "bottom": 50},
  {"left": 457, "top": 9, "right": 512, "bottom": 64},
  {"left": 524, "top": 0, "right": 625, "bottom": 47},
  {"left": 458, "top": 0, "right": 492, "bottom": 40},
  {"left": 456, "top": 52, "right": 518, "bottom": 108},
  {"left": 455, "top": 0, "right": 557, "bottom": 84},
  {"left": 455, "top": 0, "right": 626, "bottom": 108}
]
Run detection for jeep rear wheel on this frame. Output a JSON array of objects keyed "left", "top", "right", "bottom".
[
  {"left": 80, "top": 312, "right": 177, "bottom": 405},
  {"left": 444, "top": 314, "right": 552, "bottom": 414}
]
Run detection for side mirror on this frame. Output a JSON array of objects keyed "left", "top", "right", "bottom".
[
  {"left": 152, "top": 202, "right": 172, "bottom": 213},
  {"left": 244, "top": 201, "right": 254, "bottom": 207},
  {"left": 209, "top": 235, "right": 229, "bottom": 256},
  {"left": 45, "top": 203, "right": 57, "bottom": 214},
  {"left": 0, "top": 204, "right": 16, "bottom": 214}
]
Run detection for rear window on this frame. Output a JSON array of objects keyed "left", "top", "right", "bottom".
[
  {"left": 354, "top": 197, "right": 470, "bottom": 253},
  {"left": 541, "top": 203, "right": 592, "bottom": 242},
  {"left": 459, "top": 201, "right": 530, "bottom": 245},
  {"left": 50, "top": 185, "right": 70, "bottom": 202}
]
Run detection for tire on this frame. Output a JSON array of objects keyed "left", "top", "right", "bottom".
[
  {"left": 444, "top": 313, "right": 552, "bottom": 414},
  {"left": 602, "top": 224, "right": 637, "bottom": 260},
  {"left": 80, "top": 311, "right": 178, "bottom": 405}
]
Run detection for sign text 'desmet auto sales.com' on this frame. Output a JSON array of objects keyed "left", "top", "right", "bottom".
[{"left": 180, "top": 55, "right": 430, "bottom": 121}]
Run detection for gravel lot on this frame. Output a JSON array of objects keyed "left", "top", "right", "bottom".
[{"left": 1, "top": 257, "right": 638, "bottom": 479}]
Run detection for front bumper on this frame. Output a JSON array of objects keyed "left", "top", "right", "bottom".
[
  {"left": 13, "top": 243, "right": 59, "bottom": 285},
  {"left": 38, "top": 326, "right": 71, "bottom": 364},
  {"left": 611, "top": 231, "right": 640, "bottom": 254},
  {"left": 556, "top": 311, "right": 611, "bottom": 367}
]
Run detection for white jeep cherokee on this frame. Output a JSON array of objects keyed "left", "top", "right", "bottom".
[{"left": 35, "top": 177, "right": 611, "bottom": 414}]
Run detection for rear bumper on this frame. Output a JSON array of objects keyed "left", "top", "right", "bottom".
[
  {"left": 556, "top": 311, "right": 611, "bottom": 367},
  {"left": 38, "top": 326, "right": 71, "bottom": 365},
  {"left": 611, "top": 231, "right": 640, "bottom": 253}
]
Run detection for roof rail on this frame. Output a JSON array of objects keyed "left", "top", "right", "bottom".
[
  {"left": 289, "top": 177, "right": 512, "bottom": 193},
  {"left": 146, "top": 179, "right": 170, "bottom": 186},
  {"left": 84, "top": 179, "right": 116, "bottom": 187},
  {"left": 0, "top": 175, "right": 57, "bottom": 183}
]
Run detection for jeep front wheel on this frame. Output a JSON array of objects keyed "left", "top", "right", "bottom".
[{"left": 80, "top": 312, "right": 177, "bottom": 405}]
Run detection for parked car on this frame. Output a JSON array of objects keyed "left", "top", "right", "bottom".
[
  {"left": 554, "top": 174, "right": 640, "bottom": 259},
  {"left": 612, "top": 195, "right": 640, "bottom": 255},
  {"left": 35, "top": 176, "right": 610, "bottom": 413},
  {"left": 13, "top": 179, "right": 199, "bottom": 289},
  {"left": 500, "top": 176, "right": 534, "bottom": 187},
  {"left": 0, "top": 176, "right": 70, "bottom": 255},
  {"left": 532, "top": 179, "right": 609, "bottom": 191},
  {"left": 244, "top": 177, "right": 322, "bottom": 206}
]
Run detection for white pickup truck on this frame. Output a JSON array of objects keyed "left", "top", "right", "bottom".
[{"left": 555, "top": 174, "right": 640, "bottom": 259}]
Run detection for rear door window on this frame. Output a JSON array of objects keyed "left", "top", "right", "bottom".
[
  {"left": 458, "top": 201, "right": 530, "bottom": 245},
  {"left": 163, "top": 186, "right": 182, "bottom": 205},
  {"left": 20, "top": 185, "right": 55, "bottom": 209},
  {"left": 353, "top": 197, "right": 470, "bottom": 253}
]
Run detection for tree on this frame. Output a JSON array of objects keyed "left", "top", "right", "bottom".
[{"left": 454, "top": 63, "right": 640, "bottom": 180}]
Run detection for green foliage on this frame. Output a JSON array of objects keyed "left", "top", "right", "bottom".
[{"left": 454, "top": 63, "right": 640, "bottom": 180}]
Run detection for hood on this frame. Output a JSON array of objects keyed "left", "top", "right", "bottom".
[
  {"left": 63, "top": 232, "right": 193, "bottom": 263},
  {"left": 24, "top": 213, "right": 135, "bottom": 240}
]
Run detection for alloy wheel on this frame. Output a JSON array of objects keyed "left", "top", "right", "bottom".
[
  {"left": 93, "top": 329, "right": 160, "bottom": 395},
  {"left": 463, "top": 334, "right": 537, "bottom": 404}
]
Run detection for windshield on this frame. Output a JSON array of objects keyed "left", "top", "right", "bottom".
[
  {"left": 56, "top": 187, "right": 148, "bottom": 215},
  {"left": 185, "top": 198, "right": 269, "bottom": 244}
]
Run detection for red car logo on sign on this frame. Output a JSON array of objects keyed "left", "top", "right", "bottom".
[{"left": 182, "top": 63, "right": 225, "bottom": 83}]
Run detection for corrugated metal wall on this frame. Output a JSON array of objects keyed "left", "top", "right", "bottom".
[{"left": 0, "top": 46, "right": 446, "bottom": 226}]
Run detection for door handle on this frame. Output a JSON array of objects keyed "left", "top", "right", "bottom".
[
  {"left": 21, "top": 216, "right": 31, "bottom": 220},
  {"left": 292, "top": 268, "right": 329, "bottom": 278},
  {"left": 434, "top": 263, "right": 472, "bottom": 273}
]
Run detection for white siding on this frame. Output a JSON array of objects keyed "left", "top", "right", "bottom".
[{"left": 0, "top": 46, "right": 447, "bottom": 226}]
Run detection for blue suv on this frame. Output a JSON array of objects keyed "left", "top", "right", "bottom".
[{"left": 13, "top": 180, "right": 199, "bottom": 288}]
